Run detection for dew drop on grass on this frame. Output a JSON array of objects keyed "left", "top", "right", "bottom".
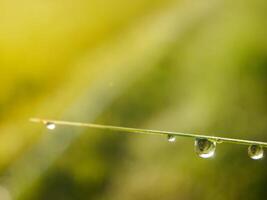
[
  {"left": 195, "top": 138, "right": 216, "bottom": 158},
  {"left": 248, "top": 145, "right": 264, "bottom": 160},
  {"left": 45, "top": 122, "right": 56, "bottom": 130},
  {"left": 167, "top": 135, "right": 176, "bottom": 142}
]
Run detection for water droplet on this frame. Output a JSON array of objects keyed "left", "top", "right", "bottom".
[
  {"left": 45, "top": 122, "right": 56, "bottom": 130},
  {"left": 195, "top": 138, "right": 216, "bottom": 158},
  {"left": 248, "top": 145, "right": 264, "bottom": 160},
  {"left": 167, "top": 135, "right": 176, "bottom": 142}
]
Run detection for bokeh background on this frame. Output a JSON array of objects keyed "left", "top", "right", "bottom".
[{"left": 0, "top": 0, "right": 267, "bottom": 199}]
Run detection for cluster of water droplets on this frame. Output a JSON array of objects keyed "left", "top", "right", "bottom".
[
  {"left": 166, "top": 136, "right": 264, "bottom": 160},
  {"left": 167, "top": 135, "right": 217, "bottom": 158},
  {"left": 43, "top": 121, "right": 264, "bottom": 160}
]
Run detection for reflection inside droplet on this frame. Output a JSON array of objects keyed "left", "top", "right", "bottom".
[
  {"left": 248, "top": 145, "right": 264, "bottom": 160},
  {"left": 167, "top": 135, "right": 176, "bottom": 142},
  {"left": 45, "top": 122, "right": 56, "bottom": 130},
  {"left": 195, "top": 138, "right": 216, "bottom": 158}
]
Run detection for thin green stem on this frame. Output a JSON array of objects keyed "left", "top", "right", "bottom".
[{"left": 30, "top": 118, "right": 267, "bottom": 148}]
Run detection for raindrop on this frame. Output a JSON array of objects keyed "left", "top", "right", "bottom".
[
  {"left": 45, "top": 122, "right": 56, "bottom": 130},
  {"left": 195, "top": 138, "right": 216, "bottom": 158},
  {"left": 167, "top": 135, "right": 176, "bottom": 142},
  {"left": 248, "top": 145, "right": 264, "bottom": 160}
]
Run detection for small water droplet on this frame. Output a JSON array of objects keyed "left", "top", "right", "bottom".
[
  {"left": 167, "top": 135, "right": 176, "bottom": 142},
  {"left": 45, "top": 122, "right": 56, "bottom": 130},
  {"left": 195, "top": 138, "right": 216, "bottom": 158},
  {"left": 248, "top": 145, "right": 264, "bottom": 160}
]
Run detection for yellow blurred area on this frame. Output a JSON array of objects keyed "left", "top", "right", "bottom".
[
  {"left": 1, "top": 1, "right": 188, "bottom": 196},
  {"left": 0, "top": 0, "right": 267, "bottom": 199},
  {"left": 0, "top": 0, "right": 167, "bottom": 96},
  {"left": 0, "top": 0, "right": 170, "bottom": 163}
]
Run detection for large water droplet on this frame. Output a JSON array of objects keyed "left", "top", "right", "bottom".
[
  {"left": 167, "top": 135, "right": 176, "bottom": 142},
  {"left": 195, "top": 138, "right": 216, "bottom": 158},
  {"left": 248, "top": 145, "right": 264, "bottom": 160},
  {"left": 45, "top": 122, "right": 56, "bottom": 130}
]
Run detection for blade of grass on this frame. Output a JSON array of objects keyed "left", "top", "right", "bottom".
[{"left": 30, "top": 118, "right": 267, "bottom": 148}]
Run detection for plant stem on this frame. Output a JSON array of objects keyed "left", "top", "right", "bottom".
[{"left": 30, "top": 118, "right": 267, "bottom": 148}]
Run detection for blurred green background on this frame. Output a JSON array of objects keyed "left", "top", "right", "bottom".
[{"left": 0, "top": 0, "right": 267, "bottom": 199}]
